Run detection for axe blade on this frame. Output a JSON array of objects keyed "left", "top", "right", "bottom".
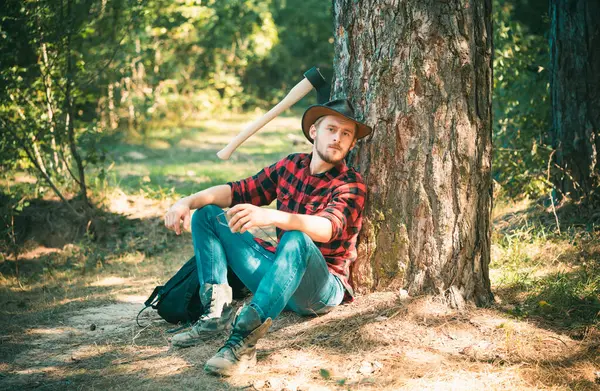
[{"left": 303, "top": 67, "right": 331, "bottom": 104}]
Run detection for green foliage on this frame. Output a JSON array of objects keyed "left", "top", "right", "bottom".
[
  {"left": 0, "top": 0, "right": 124, "bottom": 206},
  {"left": 493, "top": 1, "right": 551, "bottom": 200},
  {"left": 1, "top": 0, "right": 332, "bottom": 209},
  {"left": 83, "top": 0, "right": 332, "bottom": 126},
  {"left": 243, "top": 0, "right": 334, "bottom": 104}
]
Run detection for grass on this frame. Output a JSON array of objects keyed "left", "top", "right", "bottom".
[
  {"left": 491, "top": 197, "right": 600, "bottom": 334},
  {"left": 94, "top": 114, "right": 311, "bottom": 199}
]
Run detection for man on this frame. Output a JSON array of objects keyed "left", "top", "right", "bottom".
[{"left": 164, "top": 99, "right": 372, "bottom": 376}]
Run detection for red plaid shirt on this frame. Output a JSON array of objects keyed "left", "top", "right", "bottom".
[{"left": 227, "top": 153, "right": 366, "bottom": 299}]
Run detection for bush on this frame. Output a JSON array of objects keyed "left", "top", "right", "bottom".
[{"left": 492, "top": 1, "right": 551, "bottom": 200}]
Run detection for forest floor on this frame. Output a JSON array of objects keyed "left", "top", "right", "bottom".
[{"left": 1, "top": 114, "right": 599, "bottom": 390}]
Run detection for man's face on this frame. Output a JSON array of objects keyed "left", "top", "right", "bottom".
[{"left": 309, "top": 115, "right": 357, "bottom": 165}]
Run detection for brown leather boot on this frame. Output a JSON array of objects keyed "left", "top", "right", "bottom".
[{"left": 204, "top": 305, "right": 272, "bottom": 376}]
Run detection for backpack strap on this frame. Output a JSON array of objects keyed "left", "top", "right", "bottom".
[
  {"left": 144, "top": 285, "right": 163, "bottom": 308},
  {"left": 136, "top": 304, "right": 153, "bottom": 328},
  {"left": 137, "top": 285, "right": 163, "bottom": 327}
]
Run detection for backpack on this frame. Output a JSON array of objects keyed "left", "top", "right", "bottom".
[
  {"left": 137, "top": 255, "right": 248, "bottom": 332},
  {"left": 137, "top": 255, "right": 201, "bottom": 330}
]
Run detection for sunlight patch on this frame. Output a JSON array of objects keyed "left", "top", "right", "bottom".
[
  {"left": 27, "top": 328, "right": 67, "bottom": 336},
  {"left": 67, "top": 303, "right": 140, "bottom": 335},
  {"left": 409, "top": 296, "right": 455, "bottom": 318},
  {"left": 116, "top": 294, "right": 146, "bottom": 304},
  {"left": 124, "top": 151, "right": 147, "bottom": 160},
  {"left": 91, "top": 276, "right": 130, "bottom": 287},
  {"left": 402, "top": 368, "right": 522, "bottom": 391},
  {"left": 146, "top": 139, "right": 170, "bottom": 150},
  {"left": 14, "top": 366, "right": 61, "bottom": 376},
  {"left": 121, "top": 355, "right": 191, "bottom": 378},
  {"left": 403, "top": 347, "right": 444, "bottom": 366}
]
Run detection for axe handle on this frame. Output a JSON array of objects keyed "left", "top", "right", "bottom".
[{"left": 217, "top": 77, "right": 314, "bottom": 160}]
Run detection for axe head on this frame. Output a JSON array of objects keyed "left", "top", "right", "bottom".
[{"left": 303, "top": 67, "right": 331, "bottom": 104}]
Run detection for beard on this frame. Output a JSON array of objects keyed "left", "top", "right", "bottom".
[{"left": 314, "top": 138, "right": 347, "bottom": 165}]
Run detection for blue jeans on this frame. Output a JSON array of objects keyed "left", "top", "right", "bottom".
[{"left": 190, "top": 205, "right": 345, "bottom": 321}]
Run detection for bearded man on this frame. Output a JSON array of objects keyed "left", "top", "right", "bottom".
[{"left": 164, "top": 99, "right": 372, "bottom": 376}]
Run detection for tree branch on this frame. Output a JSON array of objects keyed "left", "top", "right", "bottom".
[{"left": 2, "top": 119, "right": 84, "bottom": 219}]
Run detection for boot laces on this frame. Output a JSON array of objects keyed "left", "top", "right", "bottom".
[{"left": 223, "top": 331, "right": 245, "bottom": 352}]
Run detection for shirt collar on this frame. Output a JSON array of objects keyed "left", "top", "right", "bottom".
[{"left": 303, "top": 153, "right": 347, "bottom": 179}]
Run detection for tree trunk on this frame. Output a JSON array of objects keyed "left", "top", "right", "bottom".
[
  {"left": 107, "top": 82, "right": 119, "bottom": 130},
  {"left": 65, "top": 0, "right": 91, "bottom": 208},
  {"left": 333, "top": 0, "right": 494, "bottom": 306},
  {"left": 41, "top": 42, "right": 61, "bottom": 173},
  {"left": 549, "top": 0, "right": 600, "bottom": 203}
]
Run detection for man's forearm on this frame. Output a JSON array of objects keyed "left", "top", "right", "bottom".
[
  {"left": 268, "top": 209, "right": 333, "bottom": 243},
  {"left": 181, "top": 184, "right": 232, "bottom": 210}
]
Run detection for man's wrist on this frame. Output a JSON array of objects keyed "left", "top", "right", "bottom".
[
  {"left": 266, "top": 208, "right": 279, "bottom": 226},
  {"left": 178, "top": 196, "right": 193, "bottom": 209}
]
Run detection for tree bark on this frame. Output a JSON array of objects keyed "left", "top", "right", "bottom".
[
  {"left": 333, "top": 0, "right": 494, "bottom": 306},
  {"left": 549, "top": 0, "right": 600, "bottom": 203}
]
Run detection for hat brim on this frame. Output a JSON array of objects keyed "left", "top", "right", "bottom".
[{"left": 301, "top": 106, "right": 372, "bottom": 144}]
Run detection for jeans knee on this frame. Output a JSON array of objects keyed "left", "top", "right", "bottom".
[
  {"left": 191, "top": 204, "right": 221, "bottom": 229},
  {"left": 278, "top": 230, "right": 312, "bottom": 269},
  {"left": 280, "top": 230, "right": 310, "bottom": 248}
]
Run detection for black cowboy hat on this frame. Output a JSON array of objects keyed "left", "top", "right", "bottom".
[{"left": 301, "top": 99, "right": 372, "bottom": 144}]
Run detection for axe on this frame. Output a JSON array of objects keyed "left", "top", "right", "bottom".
[{"left": 217, "top": 67, "right": 330, "bottom": 160}]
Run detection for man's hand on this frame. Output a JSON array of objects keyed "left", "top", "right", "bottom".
[
  {"left": 164, "top": 199, "right": 191, "bottom": 235},
  {"left": 227, "top": 204, "right": 273, "bottom": 233}
]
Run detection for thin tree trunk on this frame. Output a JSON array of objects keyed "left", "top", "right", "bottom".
[
  {"left": 549, "top": 0, "right": 600, "bottom": 203},
  {"left": 333, "top": 0, "right": 494, "bottom": 306},
  {"left": 123, "top": 76, "right": 136, "bottom": 132},
  {"left": 9, "top": 94, "right": 49, "bottom": 176},
  {"left": 108, "top": 82, "right": 118, "bottom": 129},
  {"left": 30, "top": 136, "right": 48, "bottom": 176},
  {"left": 65, "top": 0, "right": 91, "bottom": 208},
  {"left": 41, "top": 42, "right": 61, "bottom": 172}
]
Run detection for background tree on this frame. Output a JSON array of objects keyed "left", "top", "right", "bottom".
[
  {"left": 332, "top": 0, "right": 494, "bottom": 306},
  {"left": 549, "top": 0, "right": 600, "bottom": 204},
  {"left": 0, "top": 0, "right": 100, "bottom": 215}
]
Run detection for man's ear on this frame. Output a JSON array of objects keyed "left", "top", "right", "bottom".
[
  {"left": 349, "top": 138, "right": 357, "bottom": 150},
  {"left": 309, "top": 124, "right": 317, "bottom": 140}
]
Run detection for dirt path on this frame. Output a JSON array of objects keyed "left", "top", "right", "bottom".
[{"left": 2, "top": 284, "right": 598, "bottom": 390}]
